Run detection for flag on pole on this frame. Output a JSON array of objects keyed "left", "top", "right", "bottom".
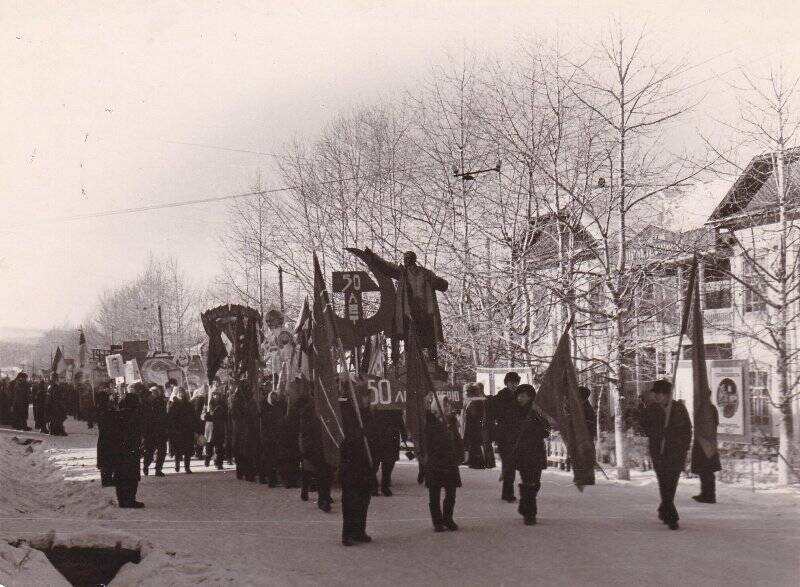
[
  {"left": 686, "top": 258, "right": 718, "bottom": 462},
  {"left": 404, "top": 320, "right": 434, "bottom": 463},
  {"left": 533, "top": 321, "right": 595, "bottom": 489},
  {"left": 51, "top": 346, "right": 66, "bottom": 377},
  {"left": 367, "top": 334, "right": 385, "bottom": 378},
  {"left": 312, "top": 254, "right": 345, "bottom": 466},
  {"left": 78, "top": 329, "right": 87, "bottom": 369}
]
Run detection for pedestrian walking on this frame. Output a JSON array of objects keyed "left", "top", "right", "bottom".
[
  {"left": 692, "top": 404, "right": 721, "bottom": 504},
  {"left": 338, "top": 380, "right": 377, "bottom": 546},
  {"left": 203, "top": 389, "right": 228, "bottom": 470},
  {"left": 367, "top": 407, "right": 407, "bottom": 496},
  {"left": 424, "top": 396, "right": 462, "bottom": 532},
  {"left": 641, "top": 379, "right": 692, "bottom": 530},
  {"left": 10, "top": 372, "right": 32, "bottom": 431},
  {"left": 46, "top": 373, "right": 68, "bottom": 436},
  {"left": 509, "top": 384, "right": 551, "bottom": 526},
  {"left": 32, "top": 376, "right": 49, "bottom": 433},
  {"left": 462, "top": 382, "right": 494, "bottom": 470},
  {"left": 168, "top": 387, "right": 198, "bottom": 474},
  {"left": 297, "top": 395, "right": 333, "bottom": 511},
  {"left": 112, "top": 391, "right": 145, "bottom": 509},
  {"left": 230, "top": 381, "right": 259, "bottom": 481},
  {"left": 95, "top": 385, "right": 117, "bottom": 487},
  {"left": 488, "top": 371, "right": 521, "bottom": 502},
  {"left": 258, "top": 390, "right": 284, "bottom": 486},
  {"left": 142, "top": 385, "right": 169, "bottom": 477}
]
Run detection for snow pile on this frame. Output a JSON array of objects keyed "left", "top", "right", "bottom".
[
  {"left": 16, "top": 527, "right": 152, "bottom": 555},
  {"left": 0, "top": 540, "right": 71, "bottom": 587},
  {"left": 111, "top": 550, "right": 265, "bottom": 586},
  {"left": 11, "top": 528, "right": 278, "bottom": 587},
  {"left": 0, "top": 435, "right": 116, "bottom": 518}
]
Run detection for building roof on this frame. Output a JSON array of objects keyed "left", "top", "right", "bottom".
[{"left": 708, "top": 147, "right": 800, "bottom": 225}]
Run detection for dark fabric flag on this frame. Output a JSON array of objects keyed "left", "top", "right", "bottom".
[
  {"left": 534, "top": 323, "right": 595, "bottom": 489},
  {"left": 78, "top": 330, "right": 87, "bottom": 369},
  {"left": 51, "top": 346, "right": 64, "bottom": 375},
  {"left": 686, "top": 258, "right": 718, "bottom": 461},
  {"left": 312, "top": 254, "right": 344, "bottom": 467},
  {"left": 201, "top": 310, "right": 227, "bottom": 383}
]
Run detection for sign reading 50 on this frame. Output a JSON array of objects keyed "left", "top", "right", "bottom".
[{"left": 367, "top": 378, "right": 406, "bottom": 409}]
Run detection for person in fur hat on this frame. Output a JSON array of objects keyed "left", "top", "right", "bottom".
[{"left": 508, "top": 384, "right": 550, "bottom": 525}]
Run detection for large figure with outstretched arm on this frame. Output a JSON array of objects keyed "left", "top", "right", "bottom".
[{"left": 353, "top": 248, "right": 449, "bottom": 361}]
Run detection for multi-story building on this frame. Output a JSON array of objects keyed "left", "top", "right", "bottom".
[{"left": 525, "top": 150, "right": 799, "bottom": 444}]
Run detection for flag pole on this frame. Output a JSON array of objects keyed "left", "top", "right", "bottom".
[
  {"left": 663, "top": 256, "right": 698, "bottom": 453},
  {"left": 315, "top": 255, "right": 373, "bottom": 468}
]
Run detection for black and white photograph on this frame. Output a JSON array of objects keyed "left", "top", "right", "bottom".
[{"left": 1, "top": 1, "right": 799, "bottom": 585}]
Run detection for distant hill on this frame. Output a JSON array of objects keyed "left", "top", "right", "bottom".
[{"left": 0, "top": 326, "right": 45, "bottom": 344}]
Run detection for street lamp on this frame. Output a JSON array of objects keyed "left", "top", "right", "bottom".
[{"left": 452, "top": 160, "right": 502, "bottom": 181}]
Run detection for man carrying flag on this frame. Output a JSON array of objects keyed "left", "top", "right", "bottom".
[
  {"left": 532, "top": 320, "right": 596, "bottom": 490},
  {"left": 685, "top": 258, "right": 721, "bottom": 504},
  {"left": 641, "top": 257, "right": 701, "bottom": 530}
]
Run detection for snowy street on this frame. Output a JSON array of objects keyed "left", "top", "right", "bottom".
[{"left": 2, "top": 420, "right": 798, "bottom": 586}]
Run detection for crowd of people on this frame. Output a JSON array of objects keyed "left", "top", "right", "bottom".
[
  {"left": 0, "top": 371, "right": 95, "bottom": 435},
  {"left": 0, "top": 368, "right": 719, "bottom": 541}
]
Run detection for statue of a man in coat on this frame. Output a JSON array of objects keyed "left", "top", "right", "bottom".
[{"left": 360, "top": 248, "right": 448, "bottom": 361}]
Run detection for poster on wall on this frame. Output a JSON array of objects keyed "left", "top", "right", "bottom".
[
  {"left": 709, "top": 363, "right": 745, "bottom": 435},
  {"left": 674, "top": 359, "right": 747, "bottom": 438}
]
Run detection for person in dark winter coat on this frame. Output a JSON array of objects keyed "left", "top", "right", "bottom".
[
  {"left": 578, "top": 386, "right": 597, "bottom": 442},
  {"left": 11, "top": 372, "right": 32, "bottom": 431},
  {"left": 142, "top": 385, "right": 169, "bottom": 477},
  {"left": 0, "top": 377, "right": 10, "bottom": 425},
  {"left": 297, "top": 395, "right": 333, "bottom": 512},
  {"left": 76, "top": 373, "right": 95, "bottom": 429},
  {"left": 190, "top": 386, "right": 207, "bottom": 459},
  {"left": 32, "top": 377, "right": 49, "bottom": 433},
  {"left": 112, "top": 392, "right": 144, "bottom": 508},
  {"left": 230, "top": 382, "right": 260, "bottom": 481},
  {"left": 509, "top": 384, "right": 551, "bottom": 525},
  {"left": 488, "top": 371, "right": 521, "bottom": 501},
  {"left": 462, "top": 383, "right": 495, "bottom": 470},
  {"left": 46, "top": 374, "right": 68, "bottom": 436},
  {"left": 167, "top": 387, "right": 198, "bottom": 474},
  {"left": 203, "top": 390, "right": 228, "bottom": 470},
  {"left": 279, "top": 393, "right": 301, "bottom": 488},
  {"left": 367, "top": 408, "right": 407, "bottom": 496},
  {"left": 424, "top": 396, "right": 463, "bottom": 532},
  {"left": 258, "top": 390, "right": 285, "bottom": 486},
  {"left": 338, "top": 380, "right": 377, "bottom": 546},
  {"left": 95, "top": 387, "right": 117, "bottom": 487},
  {"left": 691, "top": 404, "right": 721, "bottom": 504},
  {"left": 640, "top": 379, "right": 692, "bottom": 530}
]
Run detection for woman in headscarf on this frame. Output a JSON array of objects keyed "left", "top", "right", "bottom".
[
  {"left": 462, "top": 382, "right": 495, "bottom": 470},
  {"left": 203, "top": 388, "right": 228, "bottom": 470}
]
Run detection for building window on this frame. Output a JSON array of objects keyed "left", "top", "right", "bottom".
[
  {"left": 742, "top": 259, "right": 767, "bottom": 313},
  {"left": 749, "top": 371, "right": 771, "bottom": 427},
  {"left": 704, "top": 258, "right": 732, "bottom": 309}
]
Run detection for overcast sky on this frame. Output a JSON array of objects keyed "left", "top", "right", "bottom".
[{"left": 1, "top": 0, "right": 798, "bottom": 330}]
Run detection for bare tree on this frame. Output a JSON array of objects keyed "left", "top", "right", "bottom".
[
  {"left": 558, "top": 23, "right": 705, "bottom": 479},
  {"left": 708, "top": 63, "right": 800, "bottom": 484}
]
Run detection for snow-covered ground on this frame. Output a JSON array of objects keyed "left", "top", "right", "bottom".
[{"left": 2, "top": 418, "right": 799, "bottom": 586}]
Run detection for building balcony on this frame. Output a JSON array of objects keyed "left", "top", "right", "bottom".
[{"left": 704, "top": 307, "right": 734, "bottom": 327}]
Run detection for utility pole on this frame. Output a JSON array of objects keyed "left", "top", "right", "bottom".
[
  {"left": 278, "top": 266, "right": 285, "bottom": 313},
  {"left": 158, "top": 304, "right": 166, "bottom": 353}
]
